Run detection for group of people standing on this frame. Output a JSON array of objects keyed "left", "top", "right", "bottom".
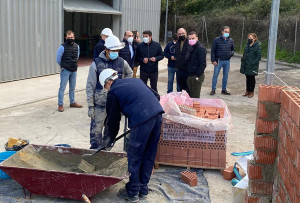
[{"left": 55, "top": 25, "right": 262, "bottom": 202}]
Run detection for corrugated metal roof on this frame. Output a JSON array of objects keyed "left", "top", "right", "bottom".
[{"left": 64, "top": 0, "right": 122, "bottom": 15}]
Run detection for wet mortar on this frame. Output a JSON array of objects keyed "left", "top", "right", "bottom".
[{"left": 3, "top": 145, "right": 128, "bottom": 177}]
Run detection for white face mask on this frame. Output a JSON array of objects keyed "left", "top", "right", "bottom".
[
  {"left": 143, "top": 37, "right": 149, "bottom": 44},
  {"left": 127, "top": 37, "right": 133, "bottom": 43}
]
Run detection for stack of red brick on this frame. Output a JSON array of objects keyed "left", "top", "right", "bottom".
[
  {"left": 178, "top": 102, "right": 225, "bottom": 119},
  {"left": 245, "top": 84, "right": 300, "bottom": 203},
  {"left": 156, "top": 119, "right": 227, "bottom": 169},
  {"left": 180, "top": 170, "right": 197, "bottom": 187}
]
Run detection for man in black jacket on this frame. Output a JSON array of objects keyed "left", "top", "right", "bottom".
[
  {"left": 210, "top": 26, "right": 235, "bottom": 95},
  {"left": 119, "top": 31, "right": 136, "bottom": 69},
  {"left": 136, "top": 30, "right": 164, "bottom": 92},
  {"left": 186, "top": 31, "right": 207, "bottom": 98},
  {"left": 175, "top": 28, "right": 190, "bottom": 93}
]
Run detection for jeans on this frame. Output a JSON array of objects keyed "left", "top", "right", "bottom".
[
  {"left": 167, "top": 67, "right": 179, "bottom": 93},
  {"left": 246, "top": 75, "right": 256, "bottom": 92},
  {"left": 177, "top": 69, "right": 189, "bottom": 93},
  {"left": 126, "top": 113, "right": 162, "bottom": 197},
  {"left": 187, "top": 74, "right": 205, "bottom": 98},
  {"left": 211, "top": 60, "right": 230, "bottom": 90},
  {"left": 140, "top": 71, "right": 158, "bottom": 92},
  {"left": 58, "top": 69, "right": 77, "bottom": 105}
]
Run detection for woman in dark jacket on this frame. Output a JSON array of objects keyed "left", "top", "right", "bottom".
[{"left": 240, "top": 33, "right": 262, "bottom": 98}]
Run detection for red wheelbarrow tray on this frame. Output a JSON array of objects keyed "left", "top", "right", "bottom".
[{"left": 0, "top": 144, "right": 128, "bottom": 200}]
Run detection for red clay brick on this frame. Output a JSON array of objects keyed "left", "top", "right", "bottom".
[
  {"left": 280, "top": 108, "right": 293, "bottom": 136},
  {"left": 256, "top": 119, "right": 279, "bottom": 134},
  {"left": 180, "top": 170, "right": 197, "bottom": 187},
  {"left": 279, "top": 124, "right": 287, "bottom": 148},
  {"left": 218, "top": 150, "right": 226, "bottom": 168},
  {"left": 258, "top": 84, "right": 282, "bottom": 103},
  {"left": 248, "top": 161, "right": 263, "bottom": 180},
  {"left": 223, "top": 166, "right": 239, "bottom": 181},
  {"left": 278, "top": 144, "right": 289, "bottom": 169},
  {"left": 278, "top": 184, "right": 287, "bottom": 203},
  {"left": 195, "top": 149, "right": 203, "bottom": 167},
  {"left": 288, "top": 161, "right": 300, "bottom": 196},
  {"left": 291, "top": 123, "right": 300, "bottom": 150},
  {"left": 188, "top": 148, "right": 196, "bottom": 166},
  {"left": 297, "top": 150, "right": 300, "bottom": 173},
  {"left": 254, "top": 136, "right": 277, "bottom": 151},
  {"left": 258, "top": 102, "right": 268, "bottom": 118},
  {"left": 281, "top": 90, "right": 292, "bottom": 113},
  {"left": 202, "top": 149, "right": 211, "bottom": 167},
  {"left": 286, "top": 136, "right": 297, "bottom": 163},
  {"left": 249, "top": 180, "right": 273, "bottom": 195},
  {"left": 255, "top": 149, "right": 277, "bottom": 164}
]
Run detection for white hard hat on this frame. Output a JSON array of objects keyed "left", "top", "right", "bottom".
[
  {"left": 99, "top": 68, "right": 118, "bottom": 87},
  {"left": 104, "top": 35, "right": 124, "bottom": 50},
  {"left": 101, "top": 28, "right": 113, "bottom": 36}
]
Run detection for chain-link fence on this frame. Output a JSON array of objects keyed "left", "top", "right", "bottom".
[{"left": 161, "top": 15, "right": 300, "bottom": 55}]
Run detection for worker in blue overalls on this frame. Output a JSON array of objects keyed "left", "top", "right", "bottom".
[
  {"left": 100, "top": 69, "right": 164, "bottom": 202},
  {"left": 86, "top": 35, "right": 133, "bottom": 149}
]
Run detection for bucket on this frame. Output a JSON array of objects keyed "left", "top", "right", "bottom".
[{"left": 0, "top": 151, "right": 17, "bottom": 179}]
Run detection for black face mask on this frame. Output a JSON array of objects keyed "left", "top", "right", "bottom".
[
  {"left": 179, "top": 35, "right": 186, "bottom": 41},
  {"left": 247, "top": 39, "right": 253, "bottom": 45},
  {"left": 66, "top": 38, "right": 74, "bottom": 45}
]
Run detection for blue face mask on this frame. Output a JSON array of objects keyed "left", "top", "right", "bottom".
[
  {"left": 109, "top": 52, "right": 118, "bottom": 60},
  {"left": 223, "top": 33, "right": 229, "bottom": 38}
]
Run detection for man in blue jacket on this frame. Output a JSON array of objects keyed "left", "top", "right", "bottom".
[
  {"left": 119, "top": 31, "right": 136, "bottom": 69},
  {"left": 100, "top": 69, "right": 164, "bottom": 202},
  {"left": 136, "top": 30, "right": 164, "bottom": 92},
  {"left": 210, "top": 26, "right": 235, "bottom": 95},
  {"left": 164, "top": 34, "right": 179, "bottom": 93}
]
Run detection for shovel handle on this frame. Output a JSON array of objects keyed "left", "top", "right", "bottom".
[{"left": 115, "top": 130, "right": 131, "bottom": 141}]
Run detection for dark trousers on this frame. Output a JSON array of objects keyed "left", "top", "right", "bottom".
[
  {"left": 140, "top": 71, "right": 158, "bottom": 92},
  {"left": 126, "top": 113, "right": 162, "bottom": 196},
  {"left": 246, "top": 75, "right": 256, "bottom": 92},
  {"left": 177, "top": 70, "right": 189, "bottom": 93},
  {"left": 187, "top": 74, "right": 205, "bottom": 98}
]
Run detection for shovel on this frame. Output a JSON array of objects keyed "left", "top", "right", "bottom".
[{"left": 78, "top": 130, "right": 130, "bottom": 173}]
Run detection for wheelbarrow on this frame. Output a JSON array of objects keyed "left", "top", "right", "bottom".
[{"left": 0, "top": 144, "right": 128, "bottom": 200}]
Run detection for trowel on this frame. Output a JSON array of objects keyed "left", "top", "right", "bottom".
[{"left": 78, "top": 130, "right": 130, "bottom": 173}]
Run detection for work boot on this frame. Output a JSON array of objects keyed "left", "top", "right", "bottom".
[
  {"left": 243, "top": 91, "right": 249, "bottom": 96},
  {"left": 139, "top": 193, "right": 148, "bottom": 199},
  {"left": 70, "top": 102, "right": 83, "bottom": 108},
  {"left": 248, "top": 92, "right": 254, "bottom": 98},
  {"left": 118, "top": 188, "right": 139, "bottom": 202},
  {"left": 209, "top": 90, "right": 216, "bottom": 95},
  {"left": 221, "top": 89, "right": 231, "bottom": 95},
  {"left": 58, "top": 105, "right": 64, "bottom": 112}
]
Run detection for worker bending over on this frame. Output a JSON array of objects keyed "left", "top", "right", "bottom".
[
  {"left": 100, "top": 69, "right": 164, "bottom": 202},
  {"left": 86, "top": 35, "right": 133, "bottom": 149}
]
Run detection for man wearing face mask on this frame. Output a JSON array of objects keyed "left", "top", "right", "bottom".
[
  {"left": 164, "top": 34, "right": 179, "bottom": 93},
  {"left": 93, "top": 28, "right": 113, "bottom": 60},
  {"left": 86, "top": 35, "right": 133, "bottom": 149},
  {"left": 175, "top": 28, "right": 190, "bottom": 93},
  {"left": 185, "top": 31, "right": 207, "bottom": 98},
  {"left": 210, "top": 26, "right": 235, "bottom": 96},
  {"left": 56, "top": 30, "right": 82, "bottom": 112},
  {"left": 119, "top": 31, "right": 136, "bottom": 69},
  {"left": 136, "top": 30, "right": 164, "bottom": 92}
]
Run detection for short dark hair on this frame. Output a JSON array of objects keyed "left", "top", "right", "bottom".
[
  {"left": 132, "top": 30, "right": 138, "bottom": 35},
  {"left": 143, "top": 30, "right": 152, "bottom": 36},
  {"left": 65, "top": 30, "right": 74, "bottom": 36},
  {"left": 188, "top": 31, "right": 197, "bottom": 36},
  {"left": 172, "top": 34, "right": 178, "bottom": 40},
  {"left": 222, "top": 26, "right": 230, "bottom": 31}
]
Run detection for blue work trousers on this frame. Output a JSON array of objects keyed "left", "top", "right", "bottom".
[
  {"left": 211, "top": 60, "right": 230, "bottom": 90},
  {"left": 89, "top": 106, "right": 106, "bottom": 149},
  {"left": 58, "top": 69, "right": 77, "bottom": 105},
  {"left": 167, "top": 67, "right": 179, "bottom": 93},
  {"left": 126, "top": 113, "right": 162, "bottom": 197}
]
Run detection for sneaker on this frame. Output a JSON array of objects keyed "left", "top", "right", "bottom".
[
  {"left": 58, "top": 105, "right": 64, "bottom": 112},
  {"left": 118, "top": 188, "right": 139, "bottom": 202},
  {"left": 209, "top": 90, "right": 216, "bottom": 95},
  {"left": 70, "top": 102, "right": 83, "bottom": 108},
  {"left": 221, "top": 89, "right": 231, "bottom": 95},
  {"left": 139, "top": 193, "right": 148, "bottom": 199}
]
